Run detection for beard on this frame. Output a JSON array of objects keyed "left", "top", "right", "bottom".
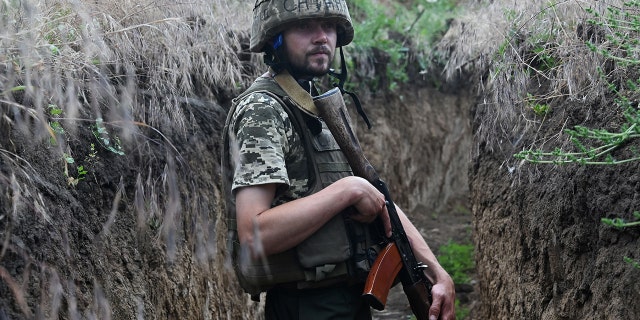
[
  {"left": 288, "top": 62, "right": 330, "bottom": 79},
  {"left": 286, "top": 45, "right": 334, "bottom": 79}
]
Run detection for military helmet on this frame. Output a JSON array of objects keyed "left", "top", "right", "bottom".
[{"left": 250, "top": 0, "right": 354, "bottom": 52}]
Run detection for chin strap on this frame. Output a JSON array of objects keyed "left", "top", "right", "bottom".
[{"left": 329, "top": 46, "right": 372, "bottom": 130}]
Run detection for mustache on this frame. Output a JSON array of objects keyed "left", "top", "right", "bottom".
[{"left": 308, "top": 46, "right": 331, "bottom": 55}]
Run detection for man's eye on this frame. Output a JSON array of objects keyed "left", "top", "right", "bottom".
[
  {"left": 322, "top": 23, "right": 336, "bottom": 31},
  {"left": 296, "top": 23, "right": 310, "bottom": 30}
]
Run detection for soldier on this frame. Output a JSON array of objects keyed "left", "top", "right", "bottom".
[{"left": 222, "top": 1, "right": 456, "bottom": 319}]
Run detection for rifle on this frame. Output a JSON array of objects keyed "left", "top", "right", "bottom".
[{"left": 313, "top": 88, "right": 432, "bottom": 318}]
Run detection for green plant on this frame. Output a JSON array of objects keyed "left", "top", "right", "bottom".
[
  {"left": 436, "top": 240, "right": 474, "bottom": 319},
  {"left": 531, "top": 102, "right": 550, "bottom": 116},
  {"left": 526, "top": 93, "right": 551, "bottom": 117},
  {"left": 48, "top": 104, "right": 65, "bottom": 139},
  {"left": 554, "top": 2, "right": 640, "bottom": 160},
  {"left": 602, "top": 211, "right": 640, "bottom": 270},
  {"left": 515, "top": 1, "right": 640, "bottom": 165},
  {"left": 585, "top": 2, "right": 640, "bottom": 67},
  {"left": 531, "top": 43, "right": 558, "bottom": 71},
  {"left": 63, "top": 152, "right": 87, "bottom": 186},
  {"left": 92, "top": 118, "right": 125, "bottom": 155},
  {"left": 46, "top": 105, "right": 80, "bottom": 185},
  {"left": 455, "top": 299, "right": 470, "bottom": 319},
  {"left": 602, "top": 211, "right": 640, "bottom": 228},
  {"left": 438, "top": 240, "right": 474, "bottom": 285},
  {"left": 349, "top": 0, "right": 459, "bottom": 90},
  {"left": 46, "top": 107, "right": 124, "bottom": 185},
  {"left": 492, "top": 2, "right": 563, "bottom": 83},
  {"left": 45, "top": 105, "right": 85, "bottom": 185},
  {"left": 42, "top": 4, "right": 80, "bottom": 55},
  {"left": 515, "top": 121, "right": 640, "bottom": 164},
  {"left": 624, "top": 256, "right": 640, "bottom": 270}
]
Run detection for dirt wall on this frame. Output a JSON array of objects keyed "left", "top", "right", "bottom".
[
  {"left": 470, "top": 98, "right": 640, "bottom": 319},
  {"left": 0, "top": 96, "right": 260, "bottom": 319},
  {"left": 0, "top": 66, "right": 475, "bottom": 320}
]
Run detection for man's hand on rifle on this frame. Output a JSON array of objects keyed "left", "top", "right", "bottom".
[
  {"left": 428, "top": 279, "right": 457, "bottom": 320},
  {"left": 313, "top": 91, "right": 456, "bottom": 319},
  {"left": 341, "top": 176, "right": 392, "bottom": 238}
]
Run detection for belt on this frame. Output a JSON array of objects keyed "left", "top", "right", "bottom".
[{"left": 275, "top": 274, "right": 362, "bottom": 291}]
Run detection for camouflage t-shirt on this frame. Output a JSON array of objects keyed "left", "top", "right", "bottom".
[{"left": 229, "top": 91, "right": 310, "bottom": 205}]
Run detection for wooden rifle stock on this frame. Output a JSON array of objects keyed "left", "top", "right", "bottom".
[{"left": 314, "top": 88, "right": 432, "bottom": 319}]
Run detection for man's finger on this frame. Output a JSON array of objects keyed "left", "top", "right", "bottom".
[
  {"left": 382, "top": 203, "right": 392, "bottom": 238},
  {"left": 428, "top": 293, "right": 442, "bottom": 320}
]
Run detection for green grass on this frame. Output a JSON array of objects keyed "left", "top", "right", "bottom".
[
  {"left": 515, "top": 1, "right": 640, "bottom": 165},
  {"left": 513, "top": 1, "right": 640, "bottom": 275},
  {"left": 437, "top": 240, "right": 474, "bottom": 319},
  {"left": 348, "top": 0, "right": 460, "bottom": 90},
  {"left": 438, "top": 240, "right": 474, "bottom": 284},
  {"left": 405, "top": 239, "right": 475, "bottom": 320}
]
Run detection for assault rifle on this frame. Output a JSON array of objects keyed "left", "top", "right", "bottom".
[{"left": 314, "top": 88, "right": 432, "bottom": 318}]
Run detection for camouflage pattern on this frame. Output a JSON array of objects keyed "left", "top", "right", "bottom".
[
  {"left": 250, "top": 0, "right": 354, "bottom": 52},
  {"left": 223, "top": 76, "right": 380, "bottom": 296},
  {"left": 229, "top": 91, "right": 311, "bottom": 203}
]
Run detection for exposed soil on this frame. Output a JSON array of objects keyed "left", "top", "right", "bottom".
[
  {"left": 0, "top": 71, "right": 476, "bottom": 319},
  {"left": 5, "top": 1, "right": 639, "bottom": 319},
  {"left": 469, "top": 96, "right": 640, "bottom": 319},
  {"left": 0, "top": 96, "right": 260, "bottom": 319}
]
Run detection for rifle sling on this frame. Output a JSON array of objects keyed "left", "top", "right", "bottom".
[{"left": 273, "top": 69, "right": 319, "bottom": 117}]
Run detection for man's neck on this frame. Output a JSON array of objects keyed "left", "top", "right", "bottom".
[{"left": 297, "top": 78, "right": 317, "bottom": 96}]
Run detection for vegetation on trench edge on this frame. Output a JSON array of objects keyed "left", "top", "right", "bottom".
[
  {"left": 0, "top": 0, "right": 467, "bottom": 317},
  {"left": 348, "top": 0, "right": 460, "bottom": 92},
  {"left": 510, "top": 0, "right": 640, "bottom": 270}
]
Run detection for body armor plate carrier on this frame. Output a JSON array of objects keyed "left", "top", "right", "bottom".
[{"left": 222, "top": 77, "right": 383, "bottom": 295}]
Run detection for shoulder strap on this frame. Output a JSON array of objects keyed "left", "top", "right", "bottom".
[{"left": 273, "top": 69, "right": 319, "bottom": 117}]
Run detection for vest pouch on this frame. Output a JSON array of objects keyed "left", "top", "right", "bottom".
[
  {"left": 233, "top": 239, "right": 306, "bottom": 295},
  {"left": 310, "top": 127, "right": 354, "bottom": 187},
  {"left": 296, "top": 122, "right": 353, "bottom": 270},
  {"left": 348, "top": 220, "right": 384, "bottom": 279},
  {"left": 296, "top": 214, "right": 351, "bottom": 269}
]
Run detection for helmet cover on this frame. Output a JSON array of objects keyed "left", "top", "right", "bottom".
[{"left": 250, "top": 0, "right": 354, "bottom": 52}]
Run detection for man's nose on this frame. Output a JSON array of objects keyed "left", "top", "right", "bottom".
[{"left": 311, "top": 26, "right": 329, "bottom": 44}]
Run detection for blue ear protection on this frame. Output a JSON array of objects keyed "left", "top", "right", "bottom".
[{"left": 272, "top": 34, "right": 283, "bottom": 50}]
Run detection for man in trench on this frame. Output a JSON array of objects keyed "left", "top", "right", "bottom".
[{"left": 222, "top": 1, "right": 456, "bottom": 319}]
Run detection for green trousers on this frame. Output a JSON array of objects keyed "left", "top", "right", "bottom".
[{"left": 264, "top": 283, "right": 372, "bottom": 320}]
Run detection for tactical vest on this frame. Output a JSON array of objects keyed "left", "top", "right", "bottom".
[{"left": 221, "top": 77, "right": 383, "bottom": 296}]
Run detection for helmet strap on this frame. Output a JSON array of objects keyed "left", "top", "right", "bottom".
[
  {"left": 264, "top": 33, "right": 288, "bottom": 73},
  {"left": 266, "top": 41, "right": 372, "bottom": 130},
  {"left": 329, "top": 47, "right": 372, "bottom": 129}
]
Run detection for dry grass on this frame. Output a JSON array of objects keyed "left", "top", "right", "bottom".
[
  {"left": 1, "top": 0, "right": 261, "bottom": 257},
  {"left": 435, "top": 0, "right": 625, "bottom": 152},
  {"left": 1, "top": 0, "right": 260, "bottom": 236},
  {"left": 1, "top": 0, "right": 258, "bottom": 137},
  {"left": 1, "top": 2, "right": 265, "bottom": 317}
]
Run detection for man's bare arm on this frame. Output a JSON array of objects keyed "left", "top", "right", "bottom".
[{"left": 235, "top": 175, "right": 391, "bottom": 258}]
